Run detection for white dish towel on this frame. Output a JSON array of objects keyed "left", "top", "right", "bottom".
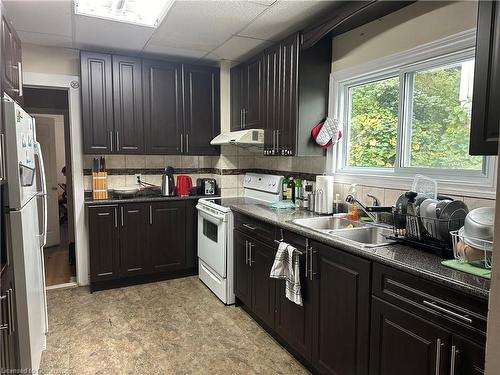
[{"left": 270, "top": 241, "right": 303, "bottom": 306}]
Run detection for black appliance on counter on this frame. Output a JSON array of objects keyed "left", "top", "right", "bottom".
[{"left": 196, "top": 178, "right": 217, "bottom": 196}]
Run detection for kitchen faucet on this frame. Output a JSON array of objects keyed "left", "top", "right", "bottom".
[{"left": 345, "top": 193, "right": 391, "bottom": 223}]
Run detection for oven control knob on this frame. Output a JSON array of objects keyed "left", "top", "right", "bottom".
[{"left": 245, "top": 176, "right": 252, "bottom": 183}]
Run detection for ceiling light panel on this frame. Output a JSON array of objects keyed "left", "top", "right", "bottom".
[{"left": 74, "top": 0, "right": 174, "bottom": 28}]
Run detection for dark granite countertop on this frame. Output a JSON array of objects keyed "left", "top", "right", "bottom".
[
  {"left": 229, "top": 203, "right": 490, "bottom": 300},
  {"left": 85, "top": 194, "right": 217, "bottom": 206}
]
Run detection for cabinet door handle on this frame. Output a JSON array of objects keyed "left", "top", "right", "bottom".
[
  {"left": 423, "top": 300, "right": 473, "bottom": 324},
  {"left": 245, "top": 240, "right": 249, "bottom": 265},
  {"left": 180, "top": 133, "right": 184, "bottom": 153},
  {"left": 0, "top": 133, "right": 5, "bottom": 181},
  {"left": 18, "top": 62, "right": 23, "bottom": 97},
  {"left": 110, "top": 131, "right": 113, "bottom": 152},
  {"left": 276, "top": 130, "right": 280, "bottom": 153},
  {"left": 186, "top": 134, "right": 189, "bottom": 154},
  {"left": 435, "top": 338, "right": 443, "bottom": 375},
  {"left": 450, "top": 345, "right": 458, "bottom": 375},
  {"left": 272, "top": 130, "right": 276, "bottom": 154},
  {"left": 304, "top": 239, "right": 308, "bottom": 279},
  {"left": 114, "top": 207, "right": 118, "bottom": 228},
  {"left": 149, "top": 205, "right": 153, "bottom": 225},
  {"left": 242, "top": 223, "right": 257, "bottom": 231},
  {"left": 7, "top": 289, "right": 13, "bottom": 335},
  {"left": 249, "top": 242, "right": 255, "bottom": 266},
  {"left": 243, "top": 109, "right": 246, "bottom": 128},
  {"left": 240, "top": 109, "right": 243, "bottom": 127},
  {"left": 120, "top": 206, "right": 124, "bottom": 227},
  {"left": 116, "top": 131, "right": 120, "bottom": 151}
]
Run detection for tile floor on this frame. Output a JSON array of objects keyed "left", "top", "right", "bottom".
[{"left": 40, "top": 276, "right": 310, "bottom": 375}]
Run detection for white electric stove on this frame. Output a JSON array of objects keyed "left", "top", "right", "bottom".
[{"left": 196, "top": 173, "right": 283, "bottom": 304}]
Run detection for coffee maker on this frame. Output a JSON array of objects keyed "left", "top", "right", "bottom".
[{"left": 161, "top": 166, "right": 176, "bottom": 196}]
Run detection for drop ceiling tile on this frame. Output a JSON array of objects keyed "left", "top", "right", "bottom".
[
  {"left": 17, "top": 31, "right": 74, "bottom": 49},
  {"left": 3, "top": 0, "right": 72, "bottom": 36},
  {"left": 206, "top": 36, "right": 272, "bottom": 62},
  {"left": 150, "top": 1, "right": 268, "bottom": 52},
  {"left": 74, "top": 15, "right": 154, "bottom": 52},
  {"left": 239, "top": 0, "right": 337, "bottom": 41},
  {"left": 143, "top": 44, "right": 208, "bottom": 59}
]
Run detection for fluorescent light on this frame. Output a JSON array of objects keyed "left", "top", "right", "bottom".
[{"left": 75, "top": 0, "right": 174, "bottom": 28}]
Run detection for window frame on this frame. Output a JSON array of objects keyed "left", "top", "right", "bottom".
[{"left": 329, "top": 29, "right": 497, "bottom": 199}]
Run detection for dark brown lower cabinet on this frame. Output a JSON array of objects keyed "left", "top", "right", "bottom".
[
  {"left": 274, "top": 231, "right": 313, "bottom": 361},
  {"left": 234, "top": 230, "right": 252, "bottom": 307},
  {"left": 250, "top": 240, "right": 275, "bottom": 328},
  {"left": 450, "top": 335, "right": 485, "bottom": 375},
  {"left": 233, "top": 214, "right": 487, "bottom": 375},
  {"left": 88, "top": 205, "right": 120, "bottom": 282},
  {"left": 370, "top": 296, "right": 450, "bottom": 375},
  {"left": 0, "top": 265, "right": 18, "bottom": 371},
  {"left": 148, "top": 201, "right": 186, "bottom": 273},
  {"left": 311, "top": 240, "right": 371, "bottom": 375},
  {"left": 119, "top": 203, "right": 148, "bottom": 276},
  {"left": 234, "top": 230, "right": 275, "bottom": 328},
  {"left": 88, "top": 199, "right": 198, "bottom": 291}
]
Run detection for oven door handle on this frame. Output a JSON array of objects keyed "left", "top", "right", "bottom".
[{"left": 196, "top": 205, "right": 226, "bottom": 223}]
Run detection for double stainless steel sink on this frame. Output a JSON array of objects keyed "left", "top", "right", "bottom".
[{"left": 292, "top": 215, "right": 394, "bottom": 248}]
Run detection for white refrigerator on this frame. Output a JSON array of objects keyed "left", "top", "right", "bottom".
[{"left": 4, "top": 98, "right": 48, "bottom": 371}]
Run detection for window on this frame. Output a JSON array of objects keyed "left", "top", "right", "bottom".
[
  {"left": 347, "top": 76, "right": 399, "bottom": 168},
  {"left": 404, "top": 59, "right": 481, "bottom": 170},
  {"left": 332, "top": 30, "right": 496, "bottom": 198}
]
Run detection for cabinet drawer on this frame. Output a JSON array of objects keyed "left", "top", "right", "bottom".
[
  {"left": 373, "top": 263, "right": 487, "bottom": 342},
  {"left": 235, "top": 214, "right": 276, "bottom": 246}
]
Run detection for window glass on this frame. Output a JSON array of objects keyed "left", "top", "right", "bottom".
[
  {"left": 347, "top": 76, "right": 399, "bottom": 168},
  {"left": 408, "top": 59, "right": 482, "bottom": 170}
]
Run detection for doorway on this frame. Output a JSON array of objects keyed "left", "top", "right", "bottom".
[{"left": 24, "top": 87, "right": 76, "bottom": 288}]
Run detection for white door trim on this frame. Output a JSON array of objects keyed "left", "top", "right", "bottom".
[{"left": 23, "top": 71, "right": 89, "bottom": 286}]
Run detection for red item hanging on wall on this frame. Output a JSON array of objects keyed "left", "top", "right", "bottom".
[{"left": 311, "top": 118, "right": 342, "bottom": 148}]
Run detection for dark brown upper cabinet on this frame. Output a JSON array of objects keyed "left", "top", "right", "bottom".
[
  {"left": 112, "top": 55, "right": 144, "bottom": 153},
  {"left": 183, "top": 64, "right": 220, "bottom": 156},
  {"left": 143, "top": 59, "right": 183, "bottom": 154},
  {"left": 470, "top": 0, "right": 500, "bottom": 155},
  {"left": 1, "top": 11, "right": 22, "bottom": 105},
  {"left": 262, "top": 43, "right": 281, "bottom": 154},
  {"left": 232, "top": 32, "right": 331, "bottom": 156},
  {"left": 231, "top": 56, "right": 263, "bottom": 131},
  {"left": 82, "top": 52, "right": 220, "bottom": 156},
  {"left": 81, "top": 51, "right": 114, "bottom": 154}
]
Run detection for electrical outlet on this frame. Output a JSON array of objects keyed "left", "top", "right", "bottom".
[{"left": 135, "top": 174, "right": 141, "bottom": 185}]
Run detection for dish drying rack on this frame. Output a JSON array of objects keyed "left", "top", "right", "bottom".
[
  {"left": 388, "top": 212, "right": 465, "bottom": 258},
  {"left": 450, "top": 230, "right": 493, "bottom": 269}
]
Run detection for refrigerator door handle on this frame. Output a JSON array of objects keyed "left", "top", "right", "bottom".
[{"left": 34, "top": 141, "right": 48, "bottom": 247}]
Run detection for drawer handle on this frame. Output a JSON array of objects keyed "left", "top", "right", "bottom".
[
  {"left": 242, "top": 223, "right": 257, "bottom": 231},
  {"left": 423, "top": 300, "right": 473, "bottom": 324}
]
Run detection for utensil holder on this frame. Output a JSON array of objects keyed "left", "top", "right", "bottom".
[{"left": 92, "top": 172, "right": 108, "bottom": 200}]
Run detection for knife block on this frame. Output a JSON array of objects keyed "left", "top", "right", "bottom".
[{"left": 92, "top": 172, "right": 108, "bottom": 200}]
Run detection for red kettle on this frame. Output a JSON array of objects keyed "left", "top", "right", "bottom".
[{"left": 176, "top": 175, "right": 192, "bottom": 197}]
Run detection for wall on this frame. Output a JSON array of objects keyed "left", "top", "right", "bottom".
[
  {"left": 22, "top": 44, "right": 79, "bottom": 76},
  {"left": 332, "top": 1, "right": 478, "bottom": 72}
]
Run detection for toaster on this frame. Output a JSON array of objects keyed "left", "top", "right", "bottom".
[{"left": 197, "top": 178, "right": 217, "bottom": 196}]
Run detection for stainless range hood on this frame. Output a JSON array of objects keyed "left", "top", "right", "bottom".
[{"left": 210, "top": 129, "right": 264, "bottom": 147}]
